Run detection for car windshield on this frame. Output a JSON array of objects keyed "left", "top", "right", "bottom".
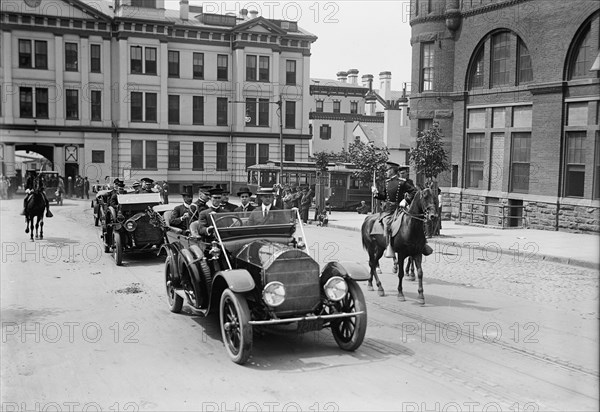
[{"left": 209, "top": 209, "right": 303, "bottom": 241}]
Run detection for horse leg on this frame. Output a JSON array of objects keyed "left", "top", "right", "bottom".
[
  {"left": 397, "top": 253, "right": 406, "bottom": 301},
  {"left": 25, "top": 217, "right": 30, "bottom": 234},
  {"left": 405, "top": 257, "right": 416, "bottom": 281},
  {"left": 368, "top": 245, "right": 385, "bottom": 296},
  {"left": 34, "top": 218, "right": 39, "bottom": 239},
  {"left": 374, "top": 248, "right": 385, "bottom": 296},
  {"left": 393, "top": 255, "right": 398, "bottom": 274},
  {"left": 29, "top": 219, "right": 34, "bottom": 241},
  {"left": 413, "top": 255, "right": 425, "bottom": 305},
  {"left": 39, "top": 218, "right": 44, "bottom": 240}
]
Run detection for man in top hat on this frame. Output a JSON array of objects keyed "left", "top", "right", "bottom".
[
  {"left": 109, "top": 178, "right": 126, "bottom": 208},
  {"left": 219, "top": 185, "right": 237, "bottom": 212},
  {"left": 234, "top": 186, "right": 255, "bottom": 213},
  {"left": 169, "top": 186, "right": 196, "bottom": 231},
  {"left": 247, "top": 187, "right": 285, "bottom": 226},
  {"left": 140, "top": 177, "right": 156, "bottom": 193},
  {"left": 131, "top": 181, "right": 141, "bottom": 194},
  {"left": 195, "top": 187, "right": 226, "bottom": 237},
  {"left": 372, "top": 161, "right": 421, "bottom": 258}
]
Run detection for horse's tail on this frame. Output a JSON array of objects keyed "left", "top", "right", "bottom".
[{"left": 360, "top": 215, "right": 375, "bottom": 251}]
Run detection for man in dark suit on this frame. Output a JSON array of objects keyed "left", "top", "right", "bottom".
[
  {"left": 140, "top": 177, "right": 156, "bottom": 193},
  {"left": 169, "top": 186, "right": 195, "bottom": 231},
  {"left": 233, "top": 186, "right": 255, "bottom": 213},
  {"left": 220, "top": 186, "right": 238, "bottom": 212},
  {"left": 195, "top": 187, "right": 226, "bottom": 237},
  {"left": 247, "top": 187, "right": 286, "bottom": 226},
  {"left": 108, "top": 178, "right": 126, "bottom": 208},
  {"left": 373, "top": 162, "right": 417, "bottom": 258}
]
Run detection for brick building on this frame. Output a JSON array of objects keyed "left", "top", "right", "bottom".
[
  {"left": 0, "top": 0, "right": 316, "bottom": 194},
  {"left": 410, "top": 0, "right": 599, "bottom": 233}
]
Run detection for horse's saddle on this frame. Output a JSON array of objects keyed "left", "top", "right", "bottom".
[{"left": 370, "top": 210, "right": 406, "bottom": 238}]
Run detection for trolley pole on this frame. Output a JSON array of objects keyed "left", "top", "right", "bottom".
[{"left": 278, "top": 97, "right": 283, "bottom": 185}]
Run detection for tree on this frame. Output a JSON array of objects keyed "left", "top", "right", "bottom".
[
  {"left": 313, "top": 151, "right": 330, "bottom": 171},
  {"left": 409, "top": 124, "right": 450, "bottom": 182},
  {"left": 347, "top": 141, "right": 389, "bottom": 188}
]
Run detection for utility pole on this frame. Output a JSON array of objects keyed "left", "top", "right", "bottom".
[{"left": 277, "top": 96, "right": 283, "bottom": 185}]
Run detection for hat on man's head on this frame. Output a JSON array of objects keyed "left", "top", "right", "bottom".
[
  {"left": 398, "top": 165, "right": 409, "bottom": 171},
  {"left": 113, "top": 178, "right": 125, "bottom": 187},
  {"left": 237, "top": 186, "right": 253, "bottom": 196},
  {"left": 141, "top": 177, "right": 154, "bottom": 184},
  {"left": 256, "top": 187, "right": 275, "bottom": 196},
  {"left": 199, "top": 185, "right": 212, "bottom": 194},
  {"left": 218, "top": 184, "right": 230, "bottom": 195},
  {"left": 385, "top": 161, "right": 400, "bottom": 169},
  {"left": 209, "top": 187, "right": 223, "bottom": 196},
  {"left": 132, "top": 181, "right": 141, "bottom": 188},
  {"left": 181, "top": 185, "right": 194, "bottom": 197}
]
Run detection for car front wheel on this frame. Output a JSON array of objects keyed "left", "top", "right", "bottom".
[
  {"left": 113, "top": 232, "right": 123, "bottom": 266},
  {"left": 165, "top": 256, "right": 183, "bottom": 313},
  {"left": 220, "top": 289, "right": 252, "bottom": 365},
  {"left": 331, "top": 279, "right": 367, "bottom": 351}
]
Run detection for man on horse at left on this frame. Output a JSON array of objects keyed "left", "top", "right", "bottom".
[
  {"left": 21, "top": 174, "right": 53, "bottom": 218},
  {"left": 372, "top": 162, "right": 416, "bottom": 258}
]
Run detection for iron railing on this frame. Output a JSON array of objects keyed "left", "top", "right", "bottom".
[{"left": 456, "top": 201, "right": 527, "bottom": 228}]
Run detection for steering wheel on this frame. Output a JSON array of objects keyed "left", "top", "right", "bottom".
[{"left": 213, "top": 215, "right": 243, "bottom": 228}]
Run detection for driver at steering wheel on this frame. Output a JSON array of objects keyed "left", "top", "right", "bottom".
[
  {"left": 194, "top": 187, "right": 226, "bottom": 238},
  {"left": 169, "top": 186, "right": 198, "bottom": 231}
]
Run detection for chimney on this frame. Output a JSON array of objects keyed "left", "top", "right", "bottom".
[
  {"left": 347, "top": 68, "right": 359, "bottom": 85},
  {"left": 361, "top": 74, "right": 373, "bottom": 89},
  {"left": 249, "top": 10, "right": 258, "bottom": 19},
  {"left": 180, "top": 0, "right": 189, "bottom": 20},
  {"left": 337, "top": 71, "right": 348, "bottom": 83},
  {"left": 239, "top": 8, "right": 248, "bottom": 20},
  {"left": 379, "top": 71, "right": 391, "bottom": 101}
]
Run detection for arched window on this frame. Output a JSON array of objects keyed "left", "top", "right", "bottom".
[
  {"left": 468, "top": 45, "right": 484, "bottom": 90},
  {"left": 491, "top": 32, "right": 510, "bottom": 87},
  {"left": 569, "top": 24, "right": 594, "bottom": 79},
  {"left": 517, "top": 38, "right": 533, "bottom": 84}
]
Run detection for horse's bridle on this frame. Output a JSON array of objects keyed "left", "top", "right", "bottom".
[{"left": 402, "top": 190, "right": 436, "bottom": 222}]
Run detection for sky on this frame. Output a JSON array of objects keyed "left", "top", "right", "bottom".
[{"left": 184, "top": 1, "right": 414, "bottom": 89}]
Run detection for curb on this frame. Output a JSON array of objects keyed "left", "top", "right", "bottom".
[{"left": 326, "top": 222, "right": 599, "bottom": 270}]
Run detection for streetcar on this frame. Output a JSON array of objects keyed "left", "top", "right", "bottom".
[{"left": 246, "top": 161, "right": 371, "bottom": 210}]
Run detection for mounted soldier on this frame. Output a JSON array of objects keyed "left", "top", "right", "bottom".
[
  {"left": 372, "top": 162, "right": 417, "bottom": 258},
  {"left": 21, "top": 173, "right": 53, "bottom": 218}
]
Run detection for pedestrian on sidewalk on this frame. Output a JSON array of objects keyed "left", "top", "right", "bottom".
[{"left": 84, "top": 177, "right": 90, "bottom": 200}]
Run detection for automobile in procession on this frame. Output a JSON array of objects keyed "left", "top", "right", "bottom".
[{"left": 151, "top": 206, "right": 370, "bottom": 365}]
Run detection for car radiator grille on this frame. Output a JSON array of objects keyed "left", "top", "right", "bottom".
[
  {"left": 264, "top": 254, "right": 321, "bottom": 317},
  {"left": 133, "top": 216, "right": 163, "bottom": 245}
]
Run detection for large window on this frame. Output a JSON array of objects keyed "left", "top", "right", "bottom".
[
  {"left": 168, "top": 50, "right": 179, "bottom": 77},
  {"left": 510, "top": 132, "right": 531, "bottom": 193},
  {"left": 19, "top": 87, "right": 48, "bottom": 119},
  {"left": 316, "top": 100, "right": 323, "bottom": 113},
  {"left": 168, "top": 141, "right": 180, "bottom": 170},
  {"left": 193, "top": 53, "right": 204, "bottom": 79},
  {"left": 569, "top": 24, "right": 594, "bottom": 79},
  {"left": 285, "top": 144, "right": 295, "bottom": 161},
  {"left": 130, "top": 92, "right": 157, "bottom": 122},
  {"left": 217, "top": 97, "right": 228, "bottom": 125},
  {"left": 320, "top": 124, "right": 331, "bottom": 140},
  {"left": 466, "top": 134, "right": 485, "bottom": 189},
  {"left": 491, "top": 32, "right": 510, "bottom": 87},
  {"left": 193, "top": 96, "right": 204, "bottom": 125},
  {"left": 65, "top": 89, "right": 79, "bottom": 120},
  {"left": 258, "top": 144, "right": 269, "bottom": 164},
  {"left": 286, "top": 60, "right": 296, "bottom": 85},
  {"left": 333, "top": 101, "right": 341, "bottom": 113},
  {"left": 19, "top": 39, "right": 47, "bottom": 69},
  {"left": 91, "top": 90, "right": 101, "bottom": 121},
  {"left": 468, "top": 46, "right": 484, "bottom": 89},
  {"left": 420, "top": 42, "right": 434, "bottom": 92},
  {"left": 193, "top": 142, "right": 204, "bottom": 170},
  {"left": 350, "top": 101, "right": 358, "bottom": 114},
  {"left": 19, "top": 87, "right": 33, "bottom": 118},
  {"left": 65, "top": 43, "right": 78, "bottom": 71},
  {"left": 246, "top": 55, "right": 257, "bottom": 81},
  {"left": 168, "top": 95, "right": 179, "bottom": 124},
  {"left": 259, "top": 56, "right": 269, "bottom": 82},
  {"left": 90, "top": 44, "right": 101, "bottom": 73},
  {"left": 131, "top": 140, "right": 157, "bottom": 169},
  {"left": 35, "top": 88, "right": 48, "bottom": 119},
  {"left": 217, "top": 55, "right": 228, "bottom": 81},
  {"left": 92, "top": 150, "right": 105, "bottom": 163},
  {"left": 565, "top": 132, "right": 586, "bottom": 197},
  {"left": 517, "top": 38, "right": 532, "bottom": 84},
  {"left": 245, "top": 144, "right": 257, "bottom": 168},
  {"left": 131, "top": 46, "right": 156, "bottom": 74},
  {"left": 285, "top": 101, "right": 295, "bottom": 129},
  {"left": 216, "top": 142, "right": 228, "bottom": 171}
]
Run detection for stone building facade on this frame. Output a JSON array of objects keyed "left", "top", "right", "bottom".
[
  {"left": 0, "top": 0, "right": 316, "bottom": 194},
  {"left": 410, "top": 0, "right": 600, "bottom": 233}
]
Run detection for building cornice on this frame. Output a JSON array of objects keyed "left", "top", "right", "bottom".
[
  {"left": 310, "top": 85, "right": 368, "bottom": 97},
  {"left": 309, "top": 112, "right": 384, "bottom": 123},
  {"left": 410, "top": 0, "right": 534, "bottom": 26},
  {"left": 0, "top": 22, "right": 111, "bottom": 39}
]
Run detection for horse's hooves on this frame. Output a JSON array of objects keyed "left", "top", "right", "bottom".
[
  {"left": 378, "top": 290, "right": 385, "bottom": 297},
  {"left": 367, "top": 285, "right": 374, "bottom": 291},
  {"left": 25, "top": 228, "right": 29, "bottom": 233},
  {"left": 409, "top": 275, "right": 416, "bottom": 281},
  {"left": 418, "top": 299, "right": 425, "bottom": 306},
  {"left": 397, "top": 294, "right": 406, "bottom": 301}
]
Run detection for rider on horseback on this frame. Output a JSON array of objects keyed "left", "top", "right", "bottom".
[
  {"left": 21, "top": 174, "right": 53, "bottom": 218},
  {"left": 372, "top": 162, "right": 417, "bottom": 258}
]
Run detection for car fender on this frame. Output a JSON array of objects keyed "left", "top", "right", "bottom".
[
  {"left": 214, "top": 269, "right": 255, "bottom": 293},
  {"left": 321, "top": 261, "right": 370, "bottom": 282},
  {"left": 178, "top": 249, "right": 202, "bottom": 288}
]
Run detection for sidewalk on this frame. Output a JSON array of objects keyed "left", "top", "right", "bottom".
[{"left": 323, "top": 211, "right": 600, "bottom": 270}]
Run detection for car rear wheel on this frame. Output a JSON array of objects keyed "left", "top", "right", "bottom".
[
  {"left": 220, "top": 289, "right": 252, "bottom": 365},
  {"left": 165, "top": 256, "right": 183, "bottom": 313},
  {"left": 113, "top": 232, "right": 123, "bottom": 266},
  {"left": 331, "top": 279, "right": 367, "bottom": 351}
]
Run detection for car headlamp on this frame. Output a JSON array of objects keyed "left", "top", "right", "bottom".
[
  {"left": 125, "top": 220, "right": 137, "bottom": 232},
  {"left": 323, "top": 276, "right": 348, "bottom": 301},
  {"left": 262, "top": 281, "right": 286, "bottom": 307}
]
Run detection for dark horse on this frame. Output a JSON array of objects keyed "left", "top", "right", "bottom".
[
  {"left": 361, "top": 188, "right": 437, "bottom": 304},
  {"left": 25, "top": 179, "right": 46, "bottom": 241}
]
